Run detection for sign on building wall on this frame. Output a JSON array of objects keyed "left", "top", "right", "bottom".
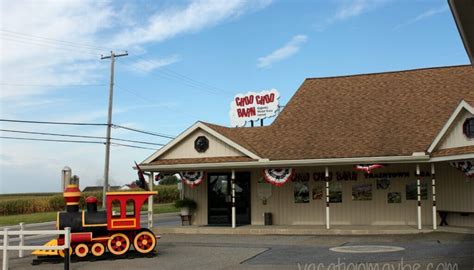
[{"left": 229, "top": 89, "right": 280, "bottom": 127}]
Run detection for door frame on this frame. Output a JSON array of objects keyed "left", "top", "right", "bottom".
[{"left": 207, "top": 172, "right": 251, "bottom": 226}]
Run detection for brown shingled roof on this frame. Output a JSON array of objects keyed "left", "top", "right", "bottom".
[
  {"left": 149, "top": 156, "right": 255, "bottom": 165},
  {"left": 432, "top": 146, "right": 474, "bottom": 157},
  {"left": 203, "top": 65, "right": 474, "bottom": 160}
]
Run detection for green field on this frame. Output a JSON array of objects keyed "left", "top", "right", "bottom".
[
  {"left": 0, "top": 193, "right": 60, "bottom": 201},
  {"left": 0, "top": 203, "right": 178, "bottom": 226}
]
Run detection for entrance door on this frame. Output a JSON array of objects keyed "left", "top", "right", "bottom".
[{"left": 208, "top": 172, "right": 251, "bottom": 226}]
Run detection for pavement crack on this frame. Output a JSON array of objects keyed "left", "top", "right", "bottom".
[{"left": 239, "top": 247, "right": 272, "bottom": 265}]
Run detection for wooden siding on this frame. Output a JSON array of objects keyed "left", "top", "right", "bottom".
[
  {"left": 183, "top": 177, "right": 208, "bottom": 225},
  {"left": 251, "top": 164, "right": 434, "bottom": 226},
  {"left": 436, "top": 162, "right": 474, "bottom": 227},
  {"left": 438, "top": 110, "right": 474, "bottom": 150},
  {"left": 160, "top": 129, "right": 245, "bottom": 160},
  {"left": 184, "top": 163, "right": 474, "bottom": 227}
]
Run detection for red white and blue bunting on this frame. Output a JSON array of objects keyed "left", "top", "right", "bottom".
[
  {"left": 263, "top": 168, "right": 295, "bottom": 187},
  {"left": 450, "top": 160, "right": 474, "bottom": 177},
  {"left": 180, "top": 171, "right": 206, "bottom": 188},
  {"left": 355, "top": 164, "right": 384, "bottom": 174}
]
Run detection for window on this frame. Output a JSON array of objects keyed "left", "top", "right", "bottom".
[
  {"left": 463, "top": 118, "right": 474, "bottom": 139},
  {"left": 126, "top": 199, "right": 135, "bottom": 217},
  {"left": 111, "top": 200, "right": 121, "bottom": 217}
]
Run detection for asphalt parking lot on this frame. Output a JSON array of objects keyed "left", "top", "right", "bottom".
[{"left": 5, "top": 232, "right": 474, "bottom": 270}]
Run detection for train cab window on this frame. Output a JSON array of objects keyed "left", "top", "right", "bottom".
[
  {"left": 111, "top": 200, "right": 121, "bottom": 217},
  {"left": 126, "top": 199, "right": 135, "bottom": 217}
]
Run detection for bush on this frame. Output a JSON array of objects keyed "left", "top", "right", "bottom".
[
  {"left": 153, "top": 185, "right": 179, "bottom": 203},
  {"left": 174, "top": 198, "right": 197, "bottom": 210}
]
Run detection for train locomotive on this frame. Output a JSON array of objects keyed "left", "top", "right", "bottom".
[{"left": 33, "top": 183, "right": 158, "bottom": 258}]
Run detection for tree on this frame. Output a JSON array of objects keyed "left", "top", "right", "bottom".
[{"left": 159, "top": 175, "right": 179, "bottom": 185}]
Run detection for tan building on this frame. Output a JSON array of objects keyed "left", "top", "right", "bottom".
[{"left": 140, "top": 65, "right": 474, "bottom": 229}]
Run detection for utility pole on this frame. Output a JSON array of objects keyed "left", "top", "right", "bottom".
[{"left": 101, "top": 51, "right": 128, "bottom": 208}]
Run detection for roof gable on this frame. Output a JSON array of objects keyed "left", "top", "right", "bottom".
[
  {"left": 428, "top": 100, "right": 474, "bottom": 153},
  {"left": 142, "top": 122, "right": 262, "bottom": 164}
]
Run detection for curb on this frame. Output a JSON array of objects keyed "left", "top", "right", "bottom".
[{"left": 154, "top": 227, "right": 435, "bottom": 236}]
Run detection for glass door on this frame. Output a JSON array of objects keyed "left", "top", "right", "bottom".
[
  {"left": 207, "top": 173, "right": 251, "bottom": 226},
  {"left": 208, "top": 174, "right": 231, "bottom": 225}
]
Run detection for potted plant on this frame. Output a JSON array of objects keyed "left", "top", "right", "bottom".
[{"left": 174, "top": 198, "right": 197, "bottom": 216}]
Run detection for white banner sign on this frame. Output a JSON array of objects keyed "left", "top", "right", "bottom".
[{"left": 229, "top": 89, "right": 280, "bottom": 127}]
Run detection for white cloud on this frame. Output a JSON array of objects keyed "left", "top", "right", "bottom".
[
  {"left": 130, "top": 55, "right": 182, "bottom": 73},
  {"left": 315, "top": 0, "right": 388, "bottom": 31},
  {"left": 257, "top": 35, "right": 307, "bottom": 68},
  {"left": 0, "top": 0, "right": 271, "bottom": 100},
  {"left": 110, "top": 0, "right": 272, "bottom": 48},
  {"left": 0, "top": 0, "right": 272, "bottom": 193},
  {"left": 333, "top": 0, "right": 388, "bottom": 22},
  {"left": 394, "top": 5, "right": 448, "bottom": 30}
]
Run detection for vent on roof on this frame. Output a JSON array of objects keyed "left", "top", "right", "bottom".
[{"left": 463, "top": 118, "right": 474, "bottom": 138}]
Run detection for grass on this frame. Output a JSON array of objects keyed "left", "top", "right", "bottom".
[
  {"left": 0, "top": 212, "right": 58, "bottom": 226},
  {"left": 0, "top": 203, "right": 179, "bottom": 227}
]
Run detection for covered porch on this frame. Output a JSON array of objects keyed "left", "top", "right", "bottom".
[{"left": 141, "top": 160, "right": 474, "bottom": 231}]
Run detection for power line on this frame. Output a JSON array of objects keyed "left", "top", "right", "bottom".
[
  {"left": 0, "top": 119, "right": 106, "bottom": 126},
  {"left": 114, "top": 84, "right": 199, "bottom": 120},
  {"left": 1, "top": 36, "right": 100, "bottom": 56},
  {"left": 1, "top": 29, "right": 235, "bottom": 97},
  {"left": 0, "top": 118, "right": 175, "bottom": 139},
  {"left": 131, "top": 56, "right": 233, "bottom": 95},
  {"left": 110, "top": 142, "right": 157, "bottom": 151},
  {"left": 0, "top": 136, "right": 157, "bottom": 150},
  {"left": 112, "top": 137, "right": 164, "bottom": 146},
  {"left": 0, "top": 29, "right": 113, "bottom": 51},
  {"left": 0, "top": 136, "right": 104, "bottom": 145},
  {"left": 112, "top": 124, "right": 175, "bottom": 139},
  {"left": 0, "top": 129, "right": 165, "bottom": 146},
  {"left": 123, "top": 60, "right": 227, "bottom": 96},
  {"left": 0, "top": 83, "right": 105, "bottom": 87}
]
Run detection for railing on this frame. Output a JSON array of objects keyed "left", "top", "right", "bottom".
[{"left": 0, "top": 226, "right": 71, "bottom": 270}]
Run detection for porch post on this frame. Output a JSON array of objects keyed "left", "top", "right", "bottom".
[
  {"left": 231, "top": 170, "right": 236, "bottom": 228},
  {"left": 325, "top": 167, "right": 330, "bottom": 229},
  {"left": 148, "top": 172, "right": 154, "bottom": 229},
  {"left": 416, "top": 164, "right": 422, "bottom": 230},
  {"left": 431, "top": 163, "right": 437, "bottom": 230}
]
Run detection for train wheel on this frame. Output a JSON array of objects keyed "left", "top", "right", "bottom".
[
  {"left": 91, "top": 243, "right": 105, "bottom": 257},
  {"left": 58, "top": 248, "right": 73, "bottom": 258},
  {"left": 107, "top": 233, "right": 130, "bottom": 256},
  {"left": 75, "top": 243, "right": 89, "bottom": 258},
  {"left": 133, "top": 230, "right": 156, "bottom": 254}
]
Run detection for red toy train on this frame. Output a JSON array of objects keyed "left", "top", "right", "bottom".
[{"left": 33, "top": 183, "right": 158, "bottom": 258}]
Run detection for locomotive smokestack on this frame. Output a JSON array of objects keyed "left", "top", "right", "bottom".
[{"left": 64, "top": 178, "right": 81, "bottom": 213}]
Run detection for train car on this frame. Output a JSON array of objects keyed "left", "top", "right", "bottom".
[{"left": 33, "top": 184, "right": 158, "bottom": 258}]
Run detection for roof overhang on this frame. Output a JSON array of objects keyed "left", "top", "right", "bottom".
[
  {"left": 139, "top": 154, "right": 431, "bottom": 172},
  {"left": 430, "top": 153, "right": 474, "bottom": 162},
  {"left": 449, "top": 0, "right": 474, "bottom": 65}
]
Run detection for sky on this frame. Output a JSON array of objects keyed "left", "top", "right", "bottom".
[{"left": 0, "top": 0, "right": 470, "bottom": 194}]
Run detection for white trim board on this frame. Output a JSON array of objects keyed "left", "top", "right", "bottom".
[
  {"left": 140, "top": 154, "right": 431, "bottom": 171},
  {"left": 427, "top": 100, "right": 474, "bottom": 153},
  {"left": 141, "top": 122, "right": 262, "bottom": 164}
]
